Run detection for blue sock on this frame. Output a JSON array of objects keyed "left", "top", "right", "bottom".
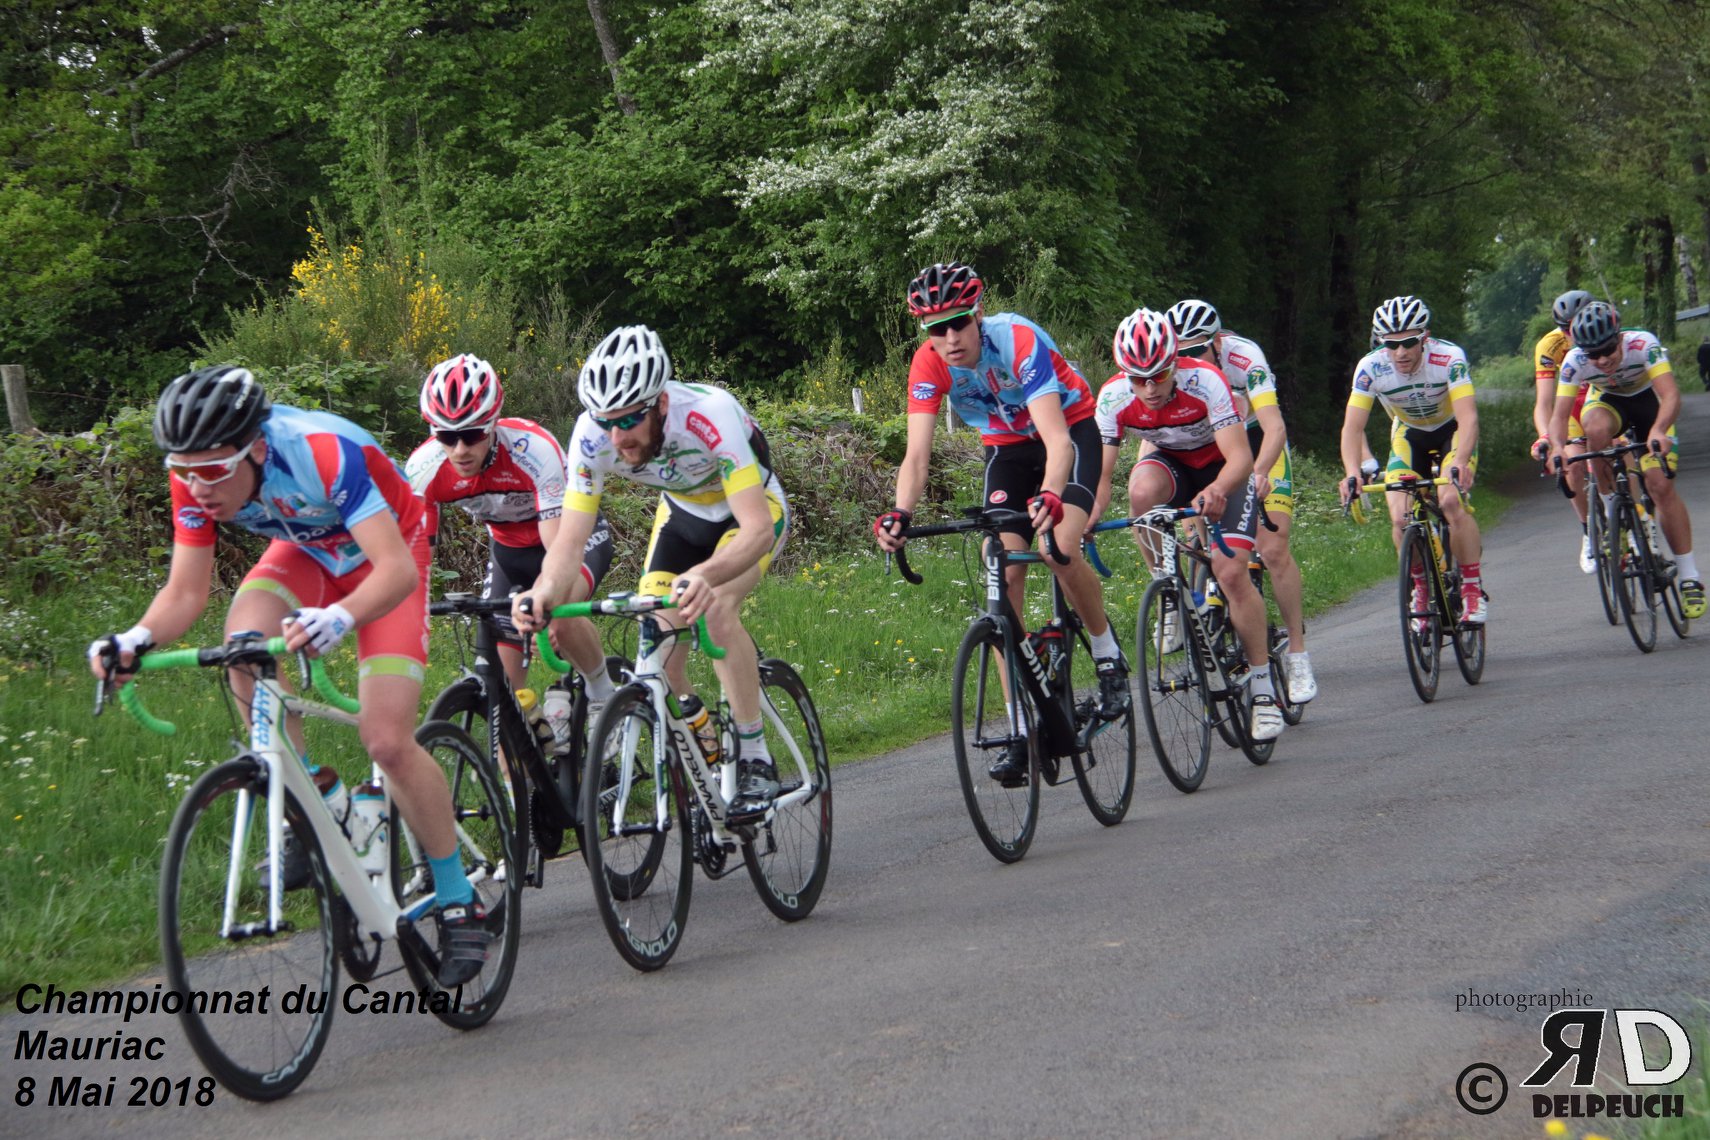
[{"left": 429, "top": 853, "right": 474, "bottom": 908}]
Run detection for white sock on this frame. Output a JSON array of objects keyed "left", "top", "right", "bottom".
[
  {"left": 580, "top": 668, "right": 617, "bottom": 702},
  {"left": 1251, "top": 669, "right": 1274, "bottom": 699},
  {"left": 1675, "top": 552, "right": 1700, "bottom": 582},
  {"left": 1088, "top": 626, "right": 1119, "bottom": 660}
]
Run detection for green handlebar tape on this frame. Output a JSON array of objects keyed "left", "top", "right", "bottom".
[
  {"left": 309, "top": 658, "right": 360, "bottom": 713},
  {"left": 118, "top": 682, "right": 177, "bottom": 735},
  {"left": 538, "top": 599, "right": 726, "bottom": 661},
  {"left": 136, "top": 647, "right": 203, "bottom": 671},
  {"left": 534, "top": 632, "right": 571, "bottom": 674}
]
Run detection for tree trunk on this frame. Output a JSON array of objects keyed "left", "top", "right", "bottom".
[
  {"left": 1326, "top": 173, "right": 1362, "bottom": 406},
  {"left": 1563, "top": 233, "right": 1583, "bottom": 291},
  {"left": 585, "top": 0, "right": 637, "bottom": 116},
  {"left": 3, "top": 364, "right": 40, "bottom": 435},
  {"left": 1678, "top": 233, "right": 1700, "bottom": 310},
  {"left": 1691, "top": 140, "right": 1710, "bottom": 282},
  {"left": 1652, "top": 216, "right": 1676, "bottom": 340}
]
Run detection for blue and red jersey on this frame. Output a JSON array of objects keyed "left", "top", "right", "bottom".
[{"left": 905, "top": 313, "right": 1096, "bottom": 445}]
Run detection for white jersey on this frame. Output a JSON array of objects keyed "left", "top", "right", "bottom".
[
  {"left": 1348, "top": 338, "right": 1475, "bottom": 430},
  {"left": 1212, "top": 333, "right": 1279, "bottom": 428},
  {"left": 564, "top": 381, "right": 779, "bottom": 523},
  {"left": 1557, "top": 330, "right": 1670, "bottom": 399}
]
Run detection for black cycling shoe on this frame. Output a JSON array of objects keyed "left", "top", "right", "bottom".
[
  {"left": 256, "top": 828, "right": 311, "bottom": 892},
  {"left": 729, "top": 760, "right": 780, "bottom": 817},
  {"left": 434, "top": 900, "right": 494, "bottom": 987},
  {"left": 1095, "top": 656, "right": 1131, "bottom": 720},
  {"left": 986, "top": 740, "right": 1030, "bottom": 788}
]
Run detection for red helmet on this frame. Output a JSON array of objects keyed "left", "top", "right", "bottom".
[
  {"left": 1113, "top": 308, "right": 1176, "bottom": 379},
  {"left": 421, "top": 354, "right": 503, "bottom": 430},
  {"left": 906, "top": 262, "right": 984, "bottom": 325}
]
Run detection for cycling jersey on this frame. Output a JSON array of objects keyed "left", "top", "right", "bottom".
[
  {"left": 1348, "top": 339, "right": 1475, "bottom": 430},
  {"left": 1211, "top": 333, "right": 1279, "bottom": 429},
  {"left": 406, "top": 418, "right": 566, "bottom": 549},
  {"left": 1094, "top": 361, "right": 1243, "bottom": 468},
  {"left": 906, "top": 313, "right": 1096, "bottom": 445},
  {"left": 1534, "top": 328, "right": 1574, "bottom": 386},
  {"left": 1557, "top": 330, "right": 1671, "bottom": 401},
  {"left": 564, "top": 381, "right": 780, "bottom": 523},
  {"left": 170, "top": 405, "right": 425, "bottom": 577}
]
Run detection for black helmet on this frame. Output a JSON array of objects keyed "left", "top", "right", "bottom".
[
  {"left": 1551, "top": 289, "right": 1595, "bottom": 332},
  {"left": 153, "top": 366, "right": 271, "bottom": 453},
  {"left": 1570, "top": 302, "right": 1621, "bottom": 351}
]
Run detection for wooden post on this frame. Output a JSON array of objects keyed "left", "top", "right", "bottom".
[
  {"left": 851, "top": 387, "right": 865, "bottom": 415},
  {"left": 2, "top": 364, "right": 39, "bottom": 435}
]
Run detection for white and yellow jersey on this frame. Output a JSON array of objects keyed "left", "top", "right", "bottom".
[
  {"left": 1213, "top": 332, "right": 1279, "bottom": 429},
  {"left": 564, "top": 381, "right": 779, "bottom": 523},
  {"left": 1556, "top": 330, "right": 1671, "bottom": 401},
  {"left": 1348, "top": 338, "right": 1474, "bottom": 430}
]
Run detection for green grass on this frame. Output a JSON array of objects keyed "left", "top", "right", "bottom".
[{"left": 0, "top": 388, "right": 1537, "bottom": 999}]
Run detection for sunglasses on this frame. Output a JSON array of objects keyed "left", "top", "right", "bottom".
[
  {"left": 1124, "top": 372, "right": 1170, "bottom": 387},
  {"left": 1177, "top": 342, "right": 1213, "bottom": 359},
  {"left": 591, "top": 402, "right": 657, "bottom": 431},
  {"left": 924, "top": 314, "right": 975, "bottom": 336},
  {"left": 1585, "top": 340, "right": 1621, "bottom": 361},
  {"left": 1381, "top": 335, "right": 1425, "bottom": 351},
  {"left": 164, "top": 452, "right": 249, "bottom": 485},
  {"left": 434, "top": 427, "right": 492, "bottom": 447}
]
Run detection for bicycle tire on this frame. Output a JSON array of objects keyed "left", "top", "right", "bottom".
[
  {"left": 393, "top": 720, "right": 521, "bottom": 1029},
  {"left": 1614, "top": 503, "right": 1658, "bottom": 653},
  {"left": 1653, "top": 525, "right": 1690, "bottom": 639},
  {"left": 159, "top": 757, "right": 336, "bottom": 1101},
  {"left": 950, "top": 618, "right": 1040, "bottom": 863},
  {"left": 1238, "top": 665, "right": 1276, "bottom": 766},
  {"left": 1136, "top": 577, "right": 1211, "bottom": 793},
  {"left": 1399, "top": 526, "right": 1442, "bottom": 702},
  {"left": 742, "top": 659, "right": 833, "bottom": 919},
  {"left": 1066, "top": 636, "right": 1136, "bottom": 826},
  {"left": 1586, "top": 495, "right": 1620, "bottom": 626},
  {"left": 1441, "top": 547, "right": 1486, "bottom": 685},
  {"left": 581, "top": 685, "right": 692, "bottom": 970},
  {"left": 1270, "top": 626, "right": 1306, "bottom": 726},
  {"left": 1209, "top": 618, "right": 1244, "bottom": 751},
  {"left": 428, "top": 675, "right": 571, "bottom": 863}
]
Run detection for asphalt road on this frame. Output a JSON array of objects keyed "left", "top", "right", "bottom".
[{"left": 6, "top": 396, "right": 1708, "bottom": 1140}]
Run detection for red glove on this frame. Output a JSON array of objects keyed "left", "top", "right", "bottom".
[
  {"left": 1028, "top": 491, "right": 1064, "bottom": 526},
  {"left": 873, "top": 507, "right": 913, "bottom": 540}
]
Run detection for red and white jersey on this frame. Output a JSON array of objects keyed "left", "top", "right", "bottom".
[
  {"left": 406, "top": 418, "right": 566, "bottom": 549},
  {"left": 1094, "top": 360, "right": 1242, "bottom": 469}
]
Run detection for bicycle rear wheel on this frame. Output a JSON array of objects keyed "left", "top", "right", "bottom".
[
  {"left": 1443, "top": 551, "right": 1486, "bottom": 685},
  {"left": 1653, "top": 527, "right": 1690, "bottom": 639},
  {"left": 1586, "top": 494, "right": 1619, "bottom": 626},
  {"left": 1399, "top": 527, "right": 1442, "bottom": 702},
  {"left": 742, "top": 659, "right": 833, "bottom": 919},
  {"left": 1269, "top": 626, "right": 1305, "bottom": 726},
  {"left": 1136, "top": 577, "right": 1211, "bottom": 793},
  {"left": 582, "top": 686, "right": 693, "bottom": 970},
  {"left": 393, "top": 721, "right": 521, "bottom": 1029},
  {"left": 1614, "top": 504, "right": 1658, "bottom": 653},
  {"left": 1209, "top": 619, "right": 1244, "bottom": 751},
  {"left": 1068, "top": 643, "right": 1136, "bottom": 826},
  {"left": 160, "top": 758, "right": 335, "bottom": 1101},
  {"left": 951, "top": 618, "right": 1040, "bottom": 863}
]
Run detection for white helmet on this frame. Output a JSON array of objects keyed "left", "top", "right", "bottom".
[
  {"left": 1372, "top": 295, "right": 1432, "bottom": 336},
  {"left": 578, "top": 325, "right": 672, "bottom": 415},
  {"left": 1165, "top": 299, "right": 1222, "bottom": 342}
]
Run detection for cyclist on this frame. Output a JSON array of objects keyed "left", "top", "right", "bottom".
[
  {"left": 87, "top": 366, "right": 492, "bottom": 985},
  {"left": 1546, "top": 301, "right": 1705, "bottom": 618},
  {"left": 1090, "top": 307, "right": 1283, "bottom": 741},
  {"left": 1337, "top": 295, "right": 1487, "bottom": 624},
  {"left": 872, "top": 261, "right": 1131, "bottom": 783},
  {"left": 512, "top": 325, "right": 790, "bottom": 815},
  {"left": 1165, "top": 299, "right": 1316, "bottom": 704},
  {"left": 406, "top": 353, "right": 618, "bottom": 727},
  {"left": 1532, "top": 289, "right": 1596, "bottom": 572}
]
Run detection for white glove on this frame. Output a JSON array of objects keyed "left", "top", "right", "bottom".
[
  {"left": 285, "top": 604, "right": 356, "bottom": 654},
  {"left": 1360, "top": 457, "right": 1381, "bottom": 480},
  {"left": 88, "top": 625, "right": 154, "bottom": 666}
]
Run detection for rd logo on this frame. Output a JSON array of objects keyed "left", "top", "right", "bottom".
[{"left": 1524, "top": 1009, "right": 1692, "bottom": 1087}]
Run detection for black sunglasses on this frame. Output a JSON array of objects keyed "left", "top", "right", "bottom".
[
  {"left": 591, "top": 402, "right": 657, "bottom": 431},
  {"left": 434, "top": 427, "right": 491, "bottom": 447},
  {"left": 1177, "top": 342, "right": 1214, "bottom": 359},
  {"left": 1585, "top": 339, "right": 1621, "bottom": 360},
  {"left": 925, "top": 314, "right": 975, "bottom": 336},
  {"left": 1381, "top": 335, "right": 1424, "bottom": 351}
]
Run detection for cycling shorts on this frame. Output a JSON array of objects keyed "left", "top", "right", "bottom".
[
  {"left": 235, "top": 519, "right": 431, "bottom": 683},
  {"left": 1134, "top": 449, "right": 1262, "bottom": 552},
  {"left": 483, "top": 518, "right": 616, "bottom": 650},
  {"left": 1245, "top": 422, "right": 1294, "bottom": 519},
  {"left": 981, "top": 416, "right": 1102, "bottom": 539},
  {"left": 1580, "top": 387, "right": 1679, "bottom": 472},
  {"left": 637, "top": 481, "right": 790, "bottom": 598},
  {"left": 1387, "top": 418, "right": 1480, "bottom": 484}
]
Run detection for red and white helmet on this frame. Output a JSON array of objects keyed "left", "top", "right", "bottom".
[
  {"left": 421, "top": 354, "right": 503, "bottom": 430},
  {"left": 1113, "top": 308, "right": 1177, "bottom": 379}
]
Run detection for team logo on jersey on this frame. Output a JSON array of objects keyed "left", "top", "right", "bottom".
[
  {"left": 177, "top": 506, "right": 209, "bottom": 530},
  {"left": 576, "top": 463, "right": 594, "bottom": 482},
  {"left": 579, "top": 436, "right": 601, "bottom": 458},
  {"left": 989, "top": 490, "right": 1009, "bottom": 503},
  {"left": 988, "top": 367, "right": 1020, "bottom": 392},
  {"left": 1228, "top": 352, "right": 1252, "bottom": 370},
  {"left": 1629, "top": 337, "right": 1645, "bottom": 352},
  {"left": 1449, "top": 361, "right": 1469, "bottom": 384},
  {"left": 910, "top": 382, "right": 937, "bottom": 402},
  {"left": 1646, "top": 344, "right": 1664, "bottom": 365},
  {"left": 511, "top": 435, "right": 530, "bottom": 455},
  {"left": 1429, "top": 353, "right": 1452, "bottom": 366},
  {"left": 1540, "top": 353, "right": 1557, "bottom": 368},
  {"left": 686, "top": 411, "right": 722, "bottom": 449}
]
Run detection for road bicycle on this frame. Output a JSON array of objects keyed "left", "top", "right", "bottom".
[
  {"left": 425, "top": 593, "right": 628, "bottom": 886},
  {"left": 1353, "top": 471, "right": 1485, "bottom": 702},
  {"left": 97, "top": 634, "right": 519, "bottom": 1100},
  {"left": 895, "top": 506, "right": 1138, "bottom": 864},
  {"left": 1201, "top": 546, "right": 1306, "bottom": 736},
  {"left": 1560, "top": 439, "right": 1689, "bottom": 652},
  {"left": 536, "top": 593, "right": 831, "bottom": 972},
  {"left": 1128, "top": 507, "right": 1284, "bottom": 793},
  {"left": 1547, "top": 442, "right": 1621, "bottom": 627}
]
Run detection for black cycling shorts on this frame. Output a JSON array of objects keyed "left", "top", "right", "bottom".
[
  {"left": 982, "top": 416, "right": 1102, "bottom": 538},
  {"left": 482, "top": 514, "right": 615, "bottom": 650},
  {"left": 1135, "top": 450, "right": 1262, "bottom": 551}
]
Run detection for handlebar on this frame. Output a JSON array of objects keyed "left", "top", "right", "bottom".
[
  {"left": 529, "top": 595, "right": 725, "bottom": 668},
  {"left": 100, "top": 635, "right": 360, "bottom": 736},
  {"left": 1555, "top": 437, "right": 1674, "bottom": 496},
  {"left": 893, "top": 507, "right": 1066, "bottom": 586}
]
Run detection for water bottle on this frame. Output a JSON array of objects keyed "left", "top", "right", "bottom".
[
  {"left": 515, "top": 688, "right": 557, "bottom": 753},
  {"left": 677, "top": 694, "right": 722, "bottom": 765},
  {"left": 541, "top": 684, "right": 574, "bottom": 753},
  {"left": 312, "top": 766, "right": 351, "bottom": 837},
  {"left": 348, "top": 782, "right": 389, "bottom": 875}
]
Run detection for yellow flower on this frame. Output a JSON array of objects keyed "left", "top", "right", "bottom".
[{"left": 1544, "top": 1123, "right": 1568, "bottom": 1138}]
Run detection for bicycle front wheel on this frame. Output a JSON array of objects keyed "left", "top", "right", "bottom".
[
  {"left": 394, "top": 721, "right": 521, "bottom": 1029},
  {"left": 1136, "top": 577, "right": 1211, "bottom": 793},
  {"left": 1270, "top": 625, "right": 1305, "bottom": 726},
  {"left": 1399, "top": 527, "right": 1442, "bottom": 702},
  {"left": 1614, "top": 505, "right": 1658, "bottom": 653},
  {"left": 160, "top": 758, "right": 336, "bottom": 1101},
  {"left": 1587, "top": 495, "right": 1620, "bottom": 626},
  {"left": 951, "top": 619, "right": 1039, "bottom": 863},
  {"left": 1655, "top": 531, "right": 1690, "bottom": 639},
  {"left": 1069, "top": 648, "right": 1136, "bottom": 826},
  {"left": 742, "top": 659, "right": 833, "bottom": 920},
  {"left": 582, "top": 686, "right": 693, "bottom": 970}
]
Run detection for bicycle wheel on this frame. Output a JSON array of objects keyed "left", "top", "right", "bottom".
[
  {"left": 393, "top": 721, "right": 521, "bottom": 1029},
  {"left": 1270, "top": 626, "right": 1305, "bottom": 726},
  {"left": 1653, "top": 524, "right": 1690, "bottom": 639},
  {"left": 950, "top": 618, "right": 1040, "bottom": 863},
  {"left": 560, "top": 656, "right": 636, "bottom": 852},
  {"left": 1238, "top": 666, "right": 1276, "bottom": 767},
  {"left": 425, "top": 676, "right": 562, "bottom": 865},
  {"left": 742, "top": 659, "right": 833, "bottom": 920},
  {"left": 159, "top": 758, "right": 336, "bottom": 1101},
  {"left": 1399, "top": 527, "right": 1441, "bottom": 702},
  {"left": 581, "top": 686, "right": 693, "bottom": 970},
  {"left": 1439, "top": 550, "right": 1486, "bottom": 685},
  {"left": 1209, "top": 619, "right": 1244, "bottom": 750},
  {"left": 1136, "top": 577, "right": 1211, "bottom": 793},
  {"left": 1586, "top": 495, "right": 1620, "bottom": 626},
  {"left": 1069, "top": 646, "right": 1137, "bottom": 826},
  {"left": 1613, "top": 504, "right": 1658, "bottom": 653}
]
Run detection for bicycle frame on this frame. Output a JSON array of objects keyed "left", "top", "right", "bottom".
[{"left": 1131, "top": 509, "right": 1245, "bottom": 696}]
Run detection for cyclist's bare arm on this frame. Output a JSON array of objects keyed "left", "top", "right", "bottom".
[
  {"left": 1652, "top": 368, "right": 1681, "bottom": 447},
  {"left": 672, "top": 482, "right": 775, "bottom": 623},
  {"left": 1026, "top": 391, "right": 1073, "bottom": 501},
  {"left": 1339, "top": 402, "right": 1373, "bottom": 500},
  {"left": 90, "top": 541, "right": 215, "bottom": 679},
  {"left": 1252, "top": 403, "right": 1287, "bottom": 495},
  {"left": 514, "top": 505, "right": 597, "bottom": 632},
  {"left": 1447, "top": 391, "right": 1479, "bottom": 490},
  {"left": 1090, "top": 442, "right": 1121, "bottom": 534},
  {"left": 1209, "top": 421, "right": 1256, "bottom": 503}
]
